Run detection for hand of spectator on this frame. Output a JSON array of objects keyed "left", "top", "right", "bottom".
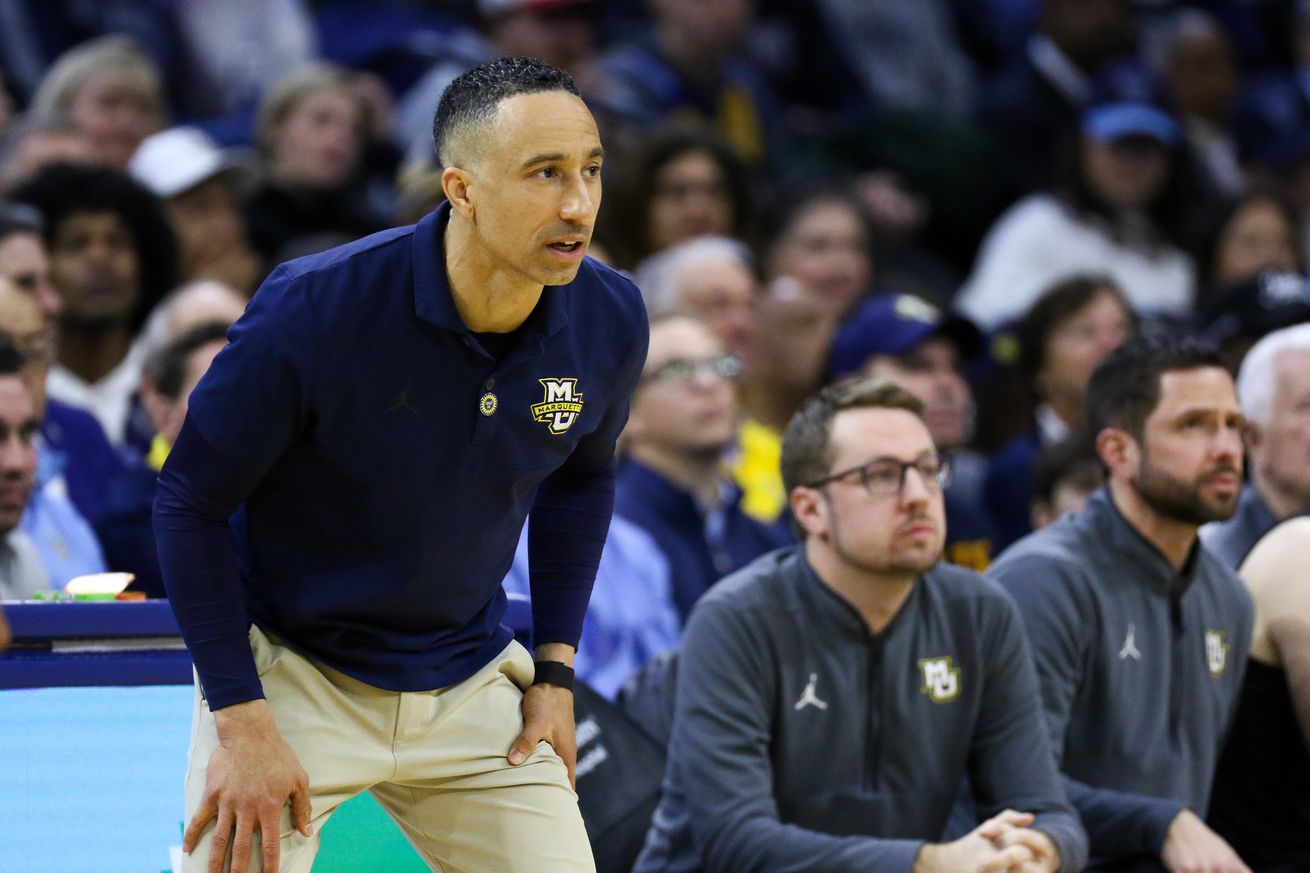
[
  {"left": 345, "top": 71, "right": 395, "bottom": 146},
  {"left": 1162, "top": 809, "right": 1251, "bottom": 873},
  {"left": 0, "top": 606, "right": 10, "bottom": 650},
  {"left": 508, "top": 680, "right": 578, "bottom": 788},
  {"left": 915, "top": 809, "right": 1037, "bottom": 873},
  {"left": 183, "top": 699, "right": 313, "bottom": 873}
]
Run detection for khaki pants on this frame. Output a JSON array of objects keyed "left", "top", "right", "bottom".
[{"left": 183, "top": 626, "right": 595, "bottom": 873}]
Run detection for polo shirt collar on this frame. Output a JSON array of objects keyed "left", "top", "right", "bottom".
[
  {"left": 411, "top": 201, "right": 571, "bottom": 348},
  {"left": 1082, "top": 487, "right": 1200, "bottom": 597}
]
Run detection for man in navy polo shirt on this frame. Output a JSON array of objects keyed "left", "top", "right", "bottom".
[{"left": 154, "top": 57, "right": 647, "bottom": 873}]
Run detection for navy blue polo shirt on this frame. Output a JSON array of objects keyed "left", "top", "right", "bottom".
[{"left": 154, "top": 203, "right": 648, "bottom": 710}]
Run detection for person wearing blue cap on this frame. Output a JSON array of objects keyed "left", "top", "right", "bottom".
[
  {"left": 829, "top": 293, "right": 999, "bottom": 569},
  {"left": 959, "top": 94, "right": 1195, "bottom": 331}
]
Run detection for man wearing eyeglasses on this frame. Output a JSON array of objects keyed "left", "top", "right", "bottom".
[
  {"left": 634, "top": 378, "right": 1087, "bottom": 873},
  {"left": 615, "top": 315, "right": 789, "bottom": 625}
]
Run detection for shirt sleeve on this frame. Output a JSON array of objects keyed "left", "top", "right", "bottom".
[
  {"left": 989, "top": 554, "right": 1184, "bottom": 858},
  {"left": 153, "top": 267, "right": 316, "bottom": 711},
  {"left": 527, "top": 290, "right": 648, "bottom": 650},
  {"left": 673, "top": 597, "right": 923, "bottom": 873},
  {"left": 968, "top": 588, "right": 1089, "bottom": 873}
]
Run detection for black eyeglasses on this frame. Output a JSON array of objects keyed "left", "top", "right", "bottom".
[
  {"left": 807, "top": 455, "right": 952, "bottom": 498},
  {"left": 641, "top": 354, "right": 742, "bottom": 385}
]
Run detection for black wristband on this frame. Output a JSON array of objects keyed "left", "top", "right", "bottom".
[{"left": 532, "top": 660, "right": 575, "bottom": 691}]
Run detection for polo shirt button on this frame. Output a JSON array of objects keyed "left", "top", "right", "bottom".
[{"left": 483, "top": 378, "right": 495, "bottom": 390}]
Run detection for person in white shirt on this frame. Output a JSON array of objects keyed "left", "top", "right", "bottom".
[{"left": 959, "top": 100, "right": 1196, "bottom": 330}]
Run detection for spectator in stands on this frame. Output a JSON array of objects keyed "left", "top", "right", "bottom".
[
  {"left": 1195, "top": 194, "right": 1303, "bottom": 310},
  {"left": 0, "top": 235, "right": 121, "bottom": 525},
  {"left": 616, "top": 315, "right": 788, "bottom": 623},
  {"left": 0, "top": 279, "right": 108, "bottom": 588},
  {"left": 734, "top": 276, "right": 840, "bottom": 526},
  {"left": 1029, "top": 431, "right": 1102, "bottom": 530},
  {"left": 94, "top": 320, "right": 229, "bottom": 599},
  {"left": 989, "top": 334, "right": 1251, "bottom": 871},
  {"left": 29, "top": 36, "right": 164, "bottom": 170},
  {"left": 983, "top": 276, "right": 1135, "bottom": 547},
  {"left": 602, "top": 127, "right": 751, "bottom": 271},
  {"left": 0, "top": 115, "right": 95, "bottom": 197},
  {"left": 1206, "top": 514, "right": 1310, "bottom": 871},
  {"left": 1158, "top": 10, "right": 1243, "bottom": 200},
  {"left": 129, "top": 127, "right": 263, "bottom": 295},
  {"left": 632, "top": 235, "right": 759, "bottom": 379},
  {"left": 0, "top": 337, "right": 47, "bottom": 600},
  {"left": 10, "top": 162, "right": 177, "bottom": 446},
  {"left": 0, "top": 201, "right": 61, "bottom": 321},
  {"left": 635, "top": 379, "right": 1088, "bottom": 873},
  {"left": 979, "top": 0, "right": 1136, "bottom": 195},
  {"left": 960, "top": 97, "right": 1195, "bottom": 330},
  {"left": 244, "top": 63, "right": 383, "bottom": 264},
  {"left": 590, "top": 0, "right": 787, "bottom": 170},
  {"left": 763, "top": 188, "right": 874, "bottom": 320},
  {"left": 1205, "top": 324, "right": 1310, "bottom": 568},
  {"left": 828, "top": 293, "right": 998, "bottom": 569}
]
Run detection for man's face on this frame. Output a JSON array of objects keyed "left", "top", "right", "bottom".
[
  {"left": 1251, "top": 348, "right": 1310, "bottom": 509},
  {"left": 0, "top": 374, "right": 39, "bottom": 534},
  {"left": 166, "top": 178, "right": 248, "bottom": 275},
  {"left": 49, "top": 211, "right": 140, "bottom": 324},
  {"left": 862, "top": 337, "right": 971, "bottom": 450},
  {"left": 0, "top": 232, "right": 62, "bottom": 320},
  {"left": 627, "top": 318, "right": 738, "bottom": 458},
  {"left": 674, "top": 254, "right": 758, "bottom": 371},
  {"left": 1129, "top": 367, "right": 1244, "bottom": 525},
  {"left": 806, "top": 407, "right": 946, "bottom": 576},
  {"left": 459, "top": 91, "right": 603, "bottom": 289}
]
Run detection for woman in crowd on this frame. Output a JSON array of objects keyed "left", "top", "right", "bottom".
[
  {"left": 762, "top": 186, "right": 875, "bottom": 320},
  {"left": 30, "top": 35, "right": 165, "bottom": 171},
  {"left": 1196, "top": 192, "right": 1303, "bottom": 307},
  {"left": 958, "top": 100, "right": 1195, "bottom": 329},
  {"left": 244, "top": 63, "right": 386, "bottom": 264},
  {"left": 602, "top": 127, "right": 752, "bottom": 271},
  {"left": 980, "top": 275, "right": 1136, "bottom": 546}
]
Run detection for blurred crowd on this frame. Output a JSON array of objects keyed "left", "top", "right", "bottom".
[{"left": 0, "top": 0, "right": 1309, "bottom": 867}]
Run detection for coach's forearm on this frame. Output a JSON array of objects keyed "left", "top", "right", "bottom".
[{"left": 534, "top": 642, "right": 576, "bottom": 667}]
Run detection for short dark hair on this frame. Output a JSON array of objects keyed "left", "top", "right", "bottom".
[
  {"left": 10, "top": 162, "right": 178, "bottom": 329},
  {"left": 1085, "top": 332, "right": 1226, "bottom": 439},
  {"left": 1016, "top": 274, "right": 1134, "bottom": 377},
  {"left": 432, "top": 57, "right": 579, "bottom": 166},
  {"left": 145, "top": 320, "right": 229, "bottom": 399},
  {"left": 1031, "top": 430, "right": 1101, "bottom": 505},
  {"left": 781, "top": 378, "right": 925, "bottom": 496}
]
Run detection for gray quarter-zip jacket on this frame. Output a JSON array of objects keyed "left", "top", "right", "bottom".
[
  {"left": 633, "top": 547, "right": 1088, "bottom": 873},
  {"left": 989, "top": 489, "right": 1254, "bottom": 869}
]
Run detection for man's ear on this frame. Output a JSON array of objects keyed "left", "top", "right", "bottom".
[
  {"left": 789, "top": 486, "right": 828, "bottom": 541},
  {"left": 442, "top": 166, "right": 474, "bottom": 219},
  {"left": 1095, "top": 426, "right": 1138, "bottom": 481}
]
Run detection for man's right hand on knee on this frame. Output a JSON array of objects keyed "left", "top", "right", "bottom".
[{"left": 184, "top": 699, "right": 314, "bottom": 873}]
